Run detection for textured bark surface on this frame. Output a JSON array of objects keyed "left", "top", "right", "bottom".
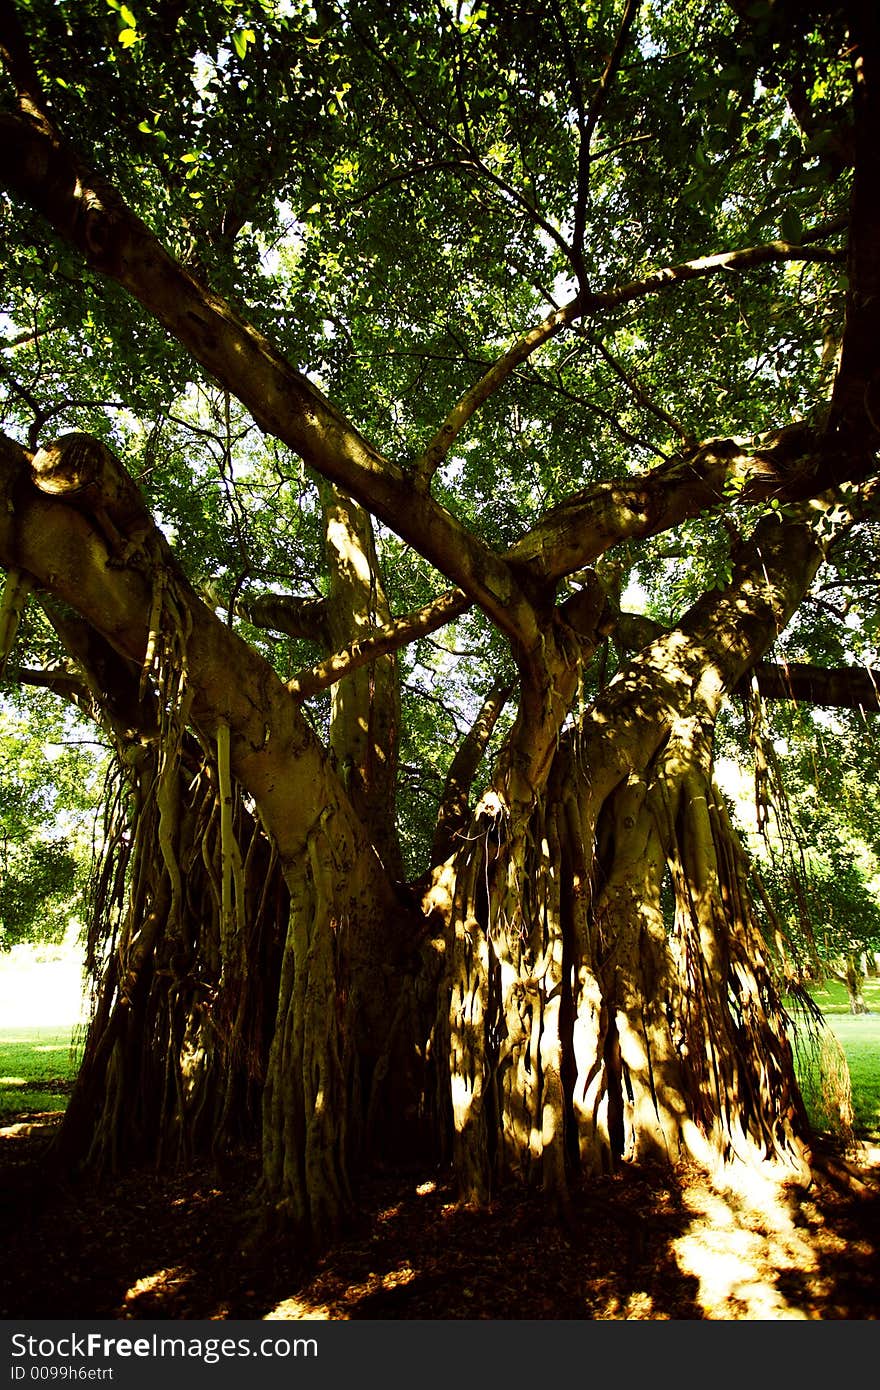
[
  {"left": 320, "top": 484, "right": 404, "bottom": 880},
  {"left": 442, "top": 504, "right": 835, "bottom": 1202},
  {"left": 0, "top": 432, "right": 416, "bottom": 1241}
]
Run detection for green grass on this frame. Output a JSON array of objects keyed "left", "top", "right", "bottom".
[
  {"left": 791, "top": 977, "right": 880, "bottom": 1144},
  {"left": 807, "top": 976, "right": 880, "bottom": 1016},
  {"left": 0, "top": 1026, "right": 81, "bottom": 1123}
]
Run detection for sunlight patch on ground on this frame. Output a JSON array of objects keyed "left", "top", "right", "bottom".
[
  {"left": 0, "top": 1118, "right": 57, "bottom": 1139},
  {"left": 671, "top": 1170, "right": 835, "bottom": 1319},
  {"left": 264, "top": 1265, "right": 416, "bottom": 1320},
  {"left": 122, "top": 1267, "right": 193, "bottom": 1306}
]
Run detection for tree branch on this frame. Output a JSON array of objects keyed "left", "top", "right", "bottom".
[
  {"left": 288, "top": 589, "right": 471, "bottom": 699},
  {"left": 0, "top": 61, "right": 536, "bottom": 644},
  {"left": 505, "top": 425, "right": 875, "bottom": 582},
  {"left": 413, "top": 222, "right": 843, "bottom": 490},
  {"left": 583, "top": 224, "right": 846, "bottom": 313},
  {"left": 230, "top": 591, "right": 330, "bottom": 645},
  {"left": 575, "top": 0, "right": 641, "bottom": 262},
  {"left": 829, "top": 5, "right": 880, "bottom": 441},
  {"left": 736, "top": 660, "right": 880, "bottom": 712},
  {"left": 431, "top": 679, "right": 513, "bottom": 865},
  {"left": 412, "top": 294, "right": 583, "bottom": 488},
  {"left": 13, "top": 663, "right": 90, "bottom": 707}
]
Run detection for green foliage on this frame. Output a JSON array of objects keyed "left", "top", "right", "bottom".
[
  {"left": 718, "top": 696, "right": 880, "bottom": 978},
  {"left": 0, "top": 0, "right": 868, "bottom": 878},
  {"left": 0, "top": 697, "right": 104, "bottom": 949}
]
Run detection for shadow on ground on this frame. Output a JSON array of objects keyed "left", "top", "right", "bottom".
[{"left": 1, "top": 1115, "right": 877, "bottom": 1320}]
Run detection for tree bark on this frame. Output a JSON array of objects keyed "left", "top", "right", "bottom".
[
  {"left": 443, "top": 499, "right": 845, "bottom": 1200},
  {"left": 0, "top": 430, "right": 418, "bottom": 1240}
]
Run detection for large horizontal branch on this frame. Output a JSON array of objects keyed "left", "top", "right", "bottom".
[
  {"left": 216, "top": 588, "right": 330, "bottom": 645},
  {"left": 583, "top": 222, "right": 846, "bottom": 313},
  {"left": 737, "top": 660, "right": 880, "bottom": 712},
  {"left": 12, "top": 663, "right": 88, "bottom": 707},
  {"left": 611, "top": 599, "right": 880, "bottom": 712},
  {"left": 506, "top": 425, "right": 875, "bottom": 583},
  {"left": 0, "top": 64, "right": 537, "bottom": 647},
  {"left": 289, "top": 588, "right": 471, "bottom": 699}
]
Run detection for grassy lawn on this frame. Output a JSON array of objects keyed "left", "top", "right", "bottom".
[
  {"left": 792, "top": 977, "right": 880, "bottom": 1144},
  {"left": 0, "top": 1026, "right": 81, "bottom": 1122}
]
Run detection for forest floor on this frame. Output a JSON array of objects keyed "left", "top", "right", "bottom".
[{"left": 1, "top": 1112, "right": 878, "bottom": 1321}]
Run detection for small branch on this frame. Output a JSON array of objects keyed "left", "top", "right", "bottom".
[
  {"left": 288, "top": 589, "right": 471, "bottom": 699},
  {"left": 574, "top": 0, "right": 641, "bottom": 256},
  {"left": 345, "top": 157, "right": 485, "bottom": 209},
  {"left": 586, "top": 333, "right": 694, "bottom": 442},
  {"left": 529, "top": 361, "right": 669, "bottom": 458},
  {"left": 0, "top": 362, "right": 48, "bottom": 448},
  {"left": 547, "top": 0, "right": 588, "bottom": 282},
  {"left": 412, "top": 223, "right": 844, "bottom": 491},
  {"left": 413, "top": 294, "right": 583, "bottom": 488},
  {"left": 0, "top": 322, "right": 60, "bottom": 353}
]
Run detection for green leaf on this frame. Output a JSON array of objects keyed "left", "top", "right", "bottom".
[
  {"left": 232, "top": 30, "right": 248, "bottom": 59},
  {"left": 118, "top": 26, "right": 138, "bottom": 47}
]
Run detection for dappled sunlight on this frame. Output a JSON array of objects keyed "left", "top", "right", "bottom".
[
  {"left": 265, "top": 1267, "right": 417, "bottom": 1321},
  {"left": 671, "top": 1169, "right": 840, "bottom": 1319},
  {"left": 123, "top": 1267, "right": 195, "bottom": 1310}
]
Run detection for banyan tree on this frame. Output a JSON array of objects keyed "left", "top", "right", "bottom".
[{"left": 1, "top": 0, "right": 879, "bottom": 1245}]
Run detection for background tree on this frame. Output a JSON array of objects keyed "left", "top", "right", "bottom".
[
  {"left": 0, "top": 691, "right": 100, "bottom": 948},
  {"left": 1, "top": 0, "right": 879, "bottom": 1244}
]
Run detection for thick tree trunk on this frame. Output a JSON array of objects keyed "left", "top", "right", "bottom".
[
  {"left": 0, "top": 432, "right": 416, "bottom": 1243},
  {"left": 442, "top": 504, "right": 835, "bottom": 1201},
  {"left": 320, "top": 483, "right": 404, "bottom": 880}
]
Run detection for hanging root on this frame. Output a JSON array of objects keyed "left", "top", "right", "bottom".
[
  {"left": 57, "top": 569, "right": 285, "bottom": 1174},
  {"left": 790, "top": 1010, "right": 857, "bottom": 1152},
  {"left": 0, "top": 567, "right": 34, "bottom": 677},
  {"left": 215, "top": 718, "right": 246, "bottom": 978}
]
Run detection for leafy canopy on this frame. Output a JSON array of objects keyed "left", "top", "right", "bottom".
[{"left": 0, "top": 0, "right": 874, "bottom": 880}]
